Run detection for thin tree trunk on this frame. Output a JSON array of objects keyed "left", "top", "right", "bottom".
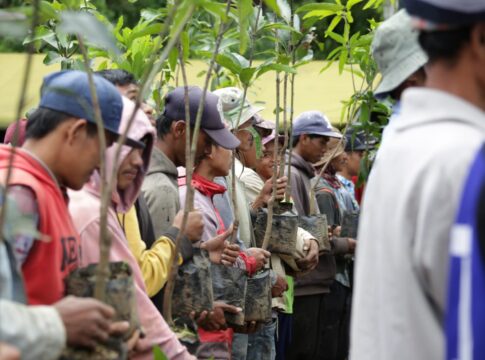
[
  {"left": 0, "top": 0, "right": 39, "bottom": 243},
  {"left": 163, "top": 0, "right": 232, "bottom": 325}
]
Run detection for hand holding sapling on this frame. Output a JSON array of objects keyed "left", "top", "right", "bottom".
[
  {"left": 296, "top": 239, "right": 319, "bottom": 271},
  {"left": 200, "top": 225, "right": 239, "bottom": 266},
  {"left": 246, "top": 247, "right": 270, "bottom": 271},
  {"left": 173, "top": 209, "right": 204, "bottom": 243},
  {"left": 271, "top": 275, "right": 288, "bottom": 298},
  {"left": 54, "top": 296, "right": 115, "bottom": 349},
  {"left": 252, "top": 176, "right": 288, "bottom": 210}
]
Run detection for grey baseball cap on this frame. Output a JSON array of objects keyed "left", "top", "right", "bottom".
[
  {"left": 213, "top": 87, "right": 264, "bottom": 130},
  {"left": 293, "top": 111, "right": 342, "bottom": 138},
  {"left": 372, "top": 9, "right": 428, "bottom": 96},
  {"left": 403, "top": 0, "right": 485, "bottom": 29}
]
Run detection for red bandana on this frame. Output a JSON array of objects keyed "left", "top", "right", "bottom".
[{"left": 190, "top": 173, "right": 227, "bottom": 198}]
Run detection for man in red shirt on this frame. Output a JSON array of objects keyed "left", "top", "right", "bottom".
[{"left": 0, "top": 70, "right": 133, "bottom": 354}]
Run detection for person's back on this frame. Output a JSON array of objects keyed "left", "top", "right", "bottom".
[{"left": 351, "top": 2, "right": 485, "bottom": 357}]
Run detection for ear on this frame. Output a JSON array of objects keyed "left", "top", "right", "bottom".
[
  {"left": 172, "top": 120, "right": 186, "bottom": 139},
  {"left": 300, "top": 134, "right": 309, "bottom": 144},
  {"left": 65, "top": 119, "right": 88, "bottom": 145},
  {"left": 470, "top": 23, "right": 485, "bottom": 60}
]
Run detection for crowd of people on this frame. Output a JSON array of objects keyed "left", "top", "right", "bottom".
[{"left": 1, "top": 0, "right": 485, "bottom": 359}]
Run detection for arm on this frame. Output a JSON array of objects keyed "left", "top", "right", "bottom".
[
  {"left": 121, "top": 207, "right": 176, "bottom": 297},
  {"left": 143, "top": 184, "right": 194, "bottom": 261},
  {"left": 0, "top": 299, "right": 66, "bottom": 360}
]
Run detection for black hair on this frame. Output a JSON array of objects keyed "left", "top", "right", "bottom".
[
  {"left": 292, "top": 133, "right": 321, "bottom": 147},
  {"left": 418, "top": 26, "right": 472, "bottom": 65},
  {"left": 26, "top": 107, "right": 97, "bottom": 140},
  {"left": 156, "top": 113, "right": 177, "bottom": 139},
  {"left": 95, "top": 69, "right": 137, "bottom": 87}
]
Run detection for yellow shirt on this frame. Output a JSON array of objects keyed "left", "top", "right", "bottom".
[{"left": 118, "top": 206, "right": 181, "bottom": 297}]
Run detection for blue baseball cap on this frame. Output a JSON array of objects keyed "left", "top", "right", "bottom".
[
  {"left": 39, "top": 70, "right": 123, "bottom": 138},
  {"left": 403, "top": 0, "right": 485, "bottom": 29},
  {"left": 293, "top": 111, "right": 342, "bottom": 139}
]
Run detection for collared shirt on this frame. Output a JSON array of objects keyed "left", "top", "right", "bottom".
[{"left": 351, "top": 88, "right": 485, "bottom": 360}]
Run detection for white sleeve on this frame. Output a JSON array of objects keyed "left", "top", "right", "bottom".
[{"left": 0, "top": 299, "right": 66, "bottom": 360}]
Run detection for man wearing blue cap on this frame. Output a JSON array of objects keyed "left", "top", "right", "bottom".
[
  {"left": 287, "top": 111, "right": 345, "bottom": 360},
  {"left": 0, "top": 70, "right": 134, "bottom": 358},
  {"left": 351, "top": 1, "right": 485, "bottom": 359}
]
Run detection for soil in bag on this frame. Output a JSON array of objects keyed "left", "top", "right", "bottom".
[
  {"left": 63, "top": 261, "right": 139, "bottom": 360},
  {"left": 299, "top": 214, "right": 332, "bottom": 252},
  {"left": 172, "top": 248, "right": 214, "bottom": 325},
  {"left": 243, "top": 269, "right": 272, "bottom": 323},
  {"left": 211, "top": 264, "right": 247, "bottom": 326},
  {"left": 253, "top": 208, "right": 298, "bottom": 256},
  {"left": 340, "top": 211, "right": 360, "bottom": 239}
]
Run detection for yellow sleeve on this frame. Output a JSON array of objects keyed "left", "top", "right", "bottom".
[{"left": 119, "top": 206, "right": 180, "bottom": 297}]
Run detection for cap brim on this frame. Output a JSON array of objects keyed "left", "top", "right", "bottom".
[
  {"left": 107, "top": 129, "right": 145, "bottom": 149},
  {"left": 374, "top": 50, "right": 428, "bottom": 96},
  {"left": 204, "top": 127, "right": 241, "bottom": 149},
  {"left": 310, "top": 131, "right": 342, "bottom": 139}
]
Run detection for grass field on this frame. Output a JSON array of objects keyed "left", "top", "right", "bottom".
[{"left": 0, "top": 53, "right": 355, "bottom": 127}]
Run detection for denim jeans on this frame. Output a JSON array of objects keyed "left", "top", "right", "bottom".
[{"left": 247, "top": 319, "right": 277, "bottom": 360}]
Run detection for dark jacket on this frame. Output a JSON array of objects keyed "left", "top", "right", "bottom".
[{"left": 288, "top": 152, "right": 336, "bottom": 296}]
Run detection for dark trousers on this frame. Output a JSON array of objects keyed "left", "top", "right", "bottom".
[
  {"left": 275, "top": 313, "right": 293, "bottom": 360},
  {"left": 287, "top": 282, "right": 351, "bottom": 360}
]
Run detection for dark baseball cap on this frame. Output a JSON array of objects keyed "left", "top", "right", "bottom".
[
  {"left": 163, "top": 86, "right": 240, "bottom": 150},
  {"left": 344, "top": 130, "right": 375, "bottom": 152},
  {"left": 293, "top": 111, "right": 342, "bottom": 138},
  {"left": 39, "top": 70, "right": 124, "bottom": 138},
  {"left": 403, "top": 0, "right": 485, "bottom": 29}
]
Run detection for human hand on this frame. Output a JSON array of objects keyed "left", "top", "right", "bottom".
[
  {"left": 191, "top": 301, "right": 241, "bottom": 331},
  {"left": 252, "top": 177, "right": 288, "bottom": 210},
  {"left": 271, "top": 275, "right": 288, "bottom": 298},
  {"left": 296, "top": 239, "right": 319, "bottom": 271},
  {"left": 0, "top": 342, "right": 20, "bottom": 360},
  {"left": 329, "top": 225, "right": 341, "bottom": 237},
  {"left": 246, "top": 248, "right": 271, "bottom": 271},
  {"left": 173, "top": 210, "right": 204, "bottom": 242},
  {"left": 233, "top": 321, "right": 261, "bottom": 334},
  {"left": 201, "top": 225, "right": 239, "bottom": 266},
  {"left": 54, "top": 296, "right": 115, "bottom": 349},
  {"left": 347, "top": 238, "right": 357, "bottom": 254}
]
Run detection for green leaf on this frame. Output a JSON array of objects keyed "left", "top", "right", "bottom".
[
  {"left": 153, "top": 346, "right": 169, "bottom": 360},
  {"left": 216, "top": 53, "right": 243, "bottom": 75},
  {"left": 296, "top": 2, "right": 343, "bottom": 14},
  {"left": 346, "top": 0, "right": 364, "bottom": 10},
  {"left": 256, "top": 63, "right": 296, "bottom": 77},
  {"left": 181, "top": 31, "right": 190, "bottom": 61},
  {"left": 303, "top": 9, "right": 336, "bottom": 20},
  {"left": 263, "top": 0, "right": 291, "bottom": 21},
  {"left": 325, "top": 15, "right": 342, "bottom": 35},
  {"left": 43, "top": 51, "right": 63, "bottom": 65},
  {"left": 39, "top": 1, "right": 59, "bottom": 21},
  {"left": 338, "top": 49, "right": 348, "bottom": 74},
  {"left": 168, "top": 47, "right": 178, "bottom": 72},
  {"left": 326, "top": 31, "right": 344, "bottom": 44},
  {"left": 344, "top": 21, "right": 350, "bottom": 42},
  {"left": 238, "top": 0, "right": 252, "bottom": 53},
  {"left": 140, "top": 9, "right": 163, "bottom": 22},
  {"left": 58, "top": 11, "right": 120, "bottom": 55},
  {"left": 239, "top": 67, "right": 257, "bottom": 86}
]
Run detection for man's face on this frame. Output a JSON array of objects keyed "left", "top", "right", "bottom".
[
  {"left": 207, "top": 145, "right": 233, "bottom": 177},
  {"left": 117, "top": 147, "right": 144, "bottom": 191},
  {"left": 116, "top": 84, "right": 155, "bottom": 126},
  {"left": 256, "top": 140, "right": 276, "bottom": 181},
  {"left": 172, "top": 121, "right": 209, "bottom": 168},
  {"left": 235, "top": 122, "right": 254, "bottom": 153},
  {"left": 300, "top": 134, "right": 329, "bottom": 164},
  {"left": 331, "top": 153, "right": 348, "bottom": 173},
  {"left": 59, "top": 120, "right": 115, "bottom": 190},
  {"left": 346, "top": 151, "right": 364, "bottom": 177}
]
